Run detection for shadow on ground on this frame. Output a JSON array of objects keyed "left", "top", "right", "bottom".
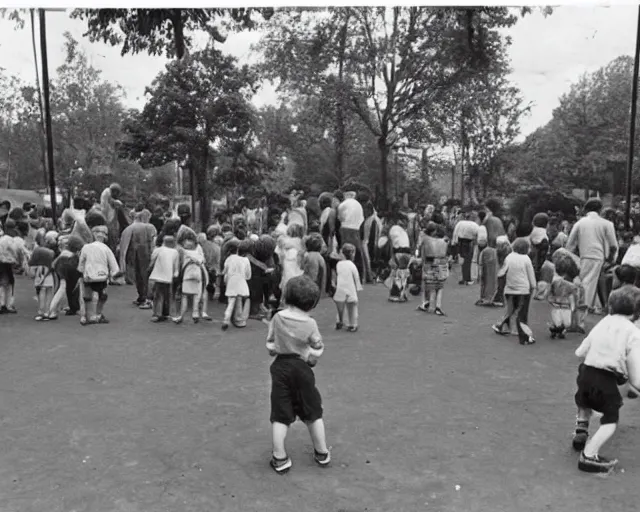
[{"left": 0, "top": 273, "right": 638, "bottom": 512}]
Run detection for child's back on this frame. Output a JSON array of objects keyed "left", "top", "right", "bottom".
[
  {"left": 268, "top": 307, "right": 324, "bottom": 363},
  {"left": 150, "top": 245, "right": 179, "bottom": 283}
]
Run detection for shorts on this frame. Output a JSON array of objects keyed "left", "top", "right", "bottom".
[
  {"left": 0, "top": 262, "right": 14, "bottom": 287},
  {"left": 270, "top": 354, "right": 323, "bottom": 426},
  {"left": 332, "top": 289, "right": 358, "bottom": 303},
  {"left": 83, "top": 281, "right": 108, "bottom": 301},
  {"left": 574, "top": 364, "right": 623, "bottom": 424}
]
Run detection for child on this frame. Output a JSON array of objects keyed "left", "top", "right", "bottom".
[
  {"left": 0, "top": 221, "right": 29, "bottom": 313},
  {"left": 148, "top": 235, "right": 180, "bottom": 323},
  {"left": 386, "top": 252, "right": 411, "bottom": 303},
  {"left": 303, "top": 233, "right": 327, "bottom": 308},
  {"left": 418, "top": 222, "right": 449, "bottom": 315},
  {"left": 266, "top": 275, "right": 330, "bottom": 474},
  {"left": 334, "top": 243, "right": 363, "bottom": 331},
  {"left": 572, "top": 285, "right": 640, "bottom": 473},
  {"left": 77, "top": 225, "right": 120, "bottom": 325},
  {"left": 529, "top": 212, "right": 550, "bottom": 288},
  {"left": 492, "top": 237, "right": 537, "bottom": 345},
  {"left": 547, "top": 254, "right": 580, "bottom": 339},
  {"left": 202, "top": 226, "right": 221, "bottom": 301},
  {"left": 175, "top": 236, "right": 208, "bottom": 324},
  {"left": 222, "top": 239, "right": 252, "bottom": 330},
  {"left": 29, "top": 231, "right": 58, "bottom": 321},
  {"left": 491, "top": 235, "right": 512, "bottom": 307},
  {"left": 49, "top": 235, "right": 84, "bottom": 319}
]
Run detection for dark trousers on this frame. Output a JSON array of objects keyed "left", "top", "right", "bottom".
[
  {"left": 153, "top": 282, "right": 173, "bottom": 318},
  {"left": 340, "top": 227, "right": 365, "bottom": 283},
  {"left": 133, "top": 251, "right": 151, "bottom": 303},
  {"left": 458, "top": 238, "right": 474, "bottom": 282},
  {"left": 499, "top": 293, "right": 532, "bottom": 343},
  {"left": 493, "top": 275, "right": 506, "bottom": 304},
  {"left": 66, "top": 272, "right": 81, "bottom": 313}
]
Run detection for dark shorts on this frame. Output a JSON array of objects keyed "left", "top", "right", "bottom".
[
  {"left": 270, "top": 354, "right": 323, "bottom": 426},
  {"left": 83, "top": 281, "right": 108, "bottom": 301},
  {"left": 0, "top": 262, "right": 14, "bottom": 287},
  {"left": 575, "top": 364, "right": 623, "bottom": 424}
]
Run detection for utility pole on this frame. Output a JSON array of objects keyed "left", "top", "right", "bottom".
[
  {"left": 39, "top": 9, "right": 58, "bottom": 226},
  {"left": 626, "top": 4, "right": 640, "bottom": 230}
]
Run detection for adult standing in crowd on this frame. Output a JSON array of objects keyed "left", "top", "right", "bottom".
[
  {"left": 452, "top": 209, "right": 479, "bottom": 285},
  {"left": 337, "top": 191, "right": 365, "bottom": 282},
  {"left": 483, "top": 207, "right": 506, "bottom": 249},
  {"left": 566, "top": 197, "right": 618, "bottom": 323}
]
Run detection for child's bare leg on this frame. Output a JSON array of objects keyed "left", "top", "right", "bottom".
[
  {"left": 49, "top": 279, "right": 66, "bottom": 315},
  {"left": 37, "top": 288, "right": 47, "bottom": 316},
  {"left": 583, "top": 422, "right": 617, "bottom": 458},
  {"left": 192, "top": 291, "right": 202, "bottom": 320},
  {"left": 44, "top": 288, "right": 53, "bottom": 315},
  {"left": 346, "top": 302, "right": 358, "bottom": 329},
  {"left": 201, "top": 290, "right": 211, "bottom": 319},
  {"left": 435, "top": 289, "right": 444, "bottom": 310},
  {"left": 334, "top": 300, "right": 345, "bottom": 328},
  {"left": 222, "top": 297, "right": 236, "bottom": 328},
  {"left": 272, "top": 421, "right": 289, "bottom": 458},
  {"left": 428, "top": 289, "right": 437, "bottom": 312},
  {"left": 96, "top": 290, "right": 107, "bottom": 318},
  {"left": 305, "top": 418, "right": 328, "bottom": 454},
  {"left": 180, "top": 295, "right": 189, "bottom": 319}
]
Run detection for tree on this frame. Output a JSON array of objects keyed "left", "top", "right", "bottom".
[
  {"left": 122, "top": 46, "right": 257, "bottom": 226},
  {"left": 71, "top": 8, "right": 274, "bottom": 59},
  {"left": 259, "top": 7, "right": 521, "bottom": 209}
]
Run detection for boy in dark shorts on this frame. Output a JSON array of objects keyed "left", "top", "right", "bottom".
[
  {"left": 266, "top": 275, "right": 330, "bottom": 474},
  {"left": 573, "top": 285, "right": 640, "bottom": 473}
]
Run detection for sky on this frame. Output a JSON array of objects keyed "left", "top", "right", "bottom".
[{"left": 0, "top": 6, "right": 638, "bottom": 139}]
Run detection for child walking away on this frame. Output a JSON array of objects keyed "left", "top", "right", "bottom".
[
  {"left": 572, "top": 285, "right": 640, "bottom": 473},
  {"left": 303, "top": 233, "right": 327, "bottom": 308},
  {"left": 548, "top": 253, "right": 580, "bottom": 339},
  {"left": 77, "top": 225, "right": 120, "bottom": 325},
  {"left": 334, "top": 243, "right": 363, "bottom": 332},
  {"left": 492, "top": 237, "right": 537, "bottom": 345},
  {"left": 49, "top": 235, "right": 84, "bottom": 320},
  {"left": 266, "top": 275, "right": 330, "bottom": 474},
  {"left": 418, "top": 222, "right": 449, "bottom": 315},
  {"left": 222, "top": 239, "right": 252, "bottom": 330},
  {"left": 29, "top": 231, "right": 58, "bottom": 321},
  {"left": 0, "top": 222, "right": 29, "bottom": 314},
  {"left": 174, "top": 236, "right": 208, "bottom": 324},
  {"left": 148, "top": 235, "right": 180, "bottom": 323},
  {"left": 386, "top": 252, "right": 412, "bottom": 303}
]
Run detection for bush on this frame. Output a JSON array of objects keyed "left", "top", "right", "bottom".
[{"left": 510, "top": 187, "right": 583, "bottom": 225}]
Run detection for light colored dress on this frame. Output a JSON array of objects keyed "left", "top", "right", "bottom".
[
  {"left": 334, "top": 259, "right": 362, "bottom": 303},
  {"left": 182, "top": 248, "right": 206, "bottom": 295},
  {"left": 223, "top": 254, "right": 251, "bottom": 298}
]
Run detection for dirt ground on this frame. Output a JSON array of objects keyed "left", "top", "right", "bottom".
[{"left": 1, "top": 272, "right": 639, "bottom": 512}]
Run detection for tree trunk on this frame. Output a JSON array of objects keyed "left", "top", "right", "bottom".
[
  {"left": 198, "top": 138, "right": 212, "bottom": 229},
  {"left": 378, "top": 136, "right": 389, "bottom": 211},
  {"left": 172, "top": 10, "right": 185, "bottom": 59},
  {"left": 334, "top": 17, "right": 349, "bottom": 186},
  {"left": 31, "top": 8, "right": 48, "bottom": 188}
]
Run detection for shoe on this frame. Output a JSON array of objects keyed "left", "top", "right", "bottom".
[
  {"left": 6, "top": 306, "right": 17, "bottom": 314},
  {"left": 150, "top": 316, "right": 161, "bottom": 323},
  {"left": 138, "top": 301, "right": 153, "bottom": 310},
  {"left": 492, "top": 324, "right": 507, "bottom": 335},
  {"left": 434, "top": 307, "right": 446, "bottom": 317},
  {"left": 458, "top": 280, "right": 466, "bottom": 285},
  {"left": 202, "top": 315, "right": 213, "bottom": 322},
  {"left": 520, "top": 336, "right": 536, "bottom": 345},
  {"left": 192, "top": 317, "right": 200, "bottom": 324},
  {"left": 65, "top": 310, "right": 77, "bottom": 316},
  {"left": 466, "top": 281, "right": 475, "bottom": 286},
  {"left": 173, "top": 317, "right": 183, "bottom": 325},
  {"left": 97, "top": 315, "right": 110, "bottom": 324},
  {"left": 578, "top": 451, "right": 618, "bottom": 473},
  {"left": 335, "top": 322, "right": 343, "bottom": 330},
  {"left": 558, "top": 329, "right": 566, "bottom": 340},
  {"left": 313, "top": 448, "right": 331, "bottom": 467},
  {"left": 628, "top": 387, "right": 639, "bottom": 399},
  {"left": 347, "top": 326, "right": 358, "bottom": 332},
  {"left": 270, "top": 454, "right": 292, "bottom": 474},
  {"left": 0, "top": 306, "right": 7, "bottom": 314},
  {"left": 417, "top": 304, "right": 429, "bottom": 312},
  {"left": 549, "top": 329, "right": 557, "bottom": 340},
  {"left": 221, "top": 322, "right": 229, "bottom": 331}
]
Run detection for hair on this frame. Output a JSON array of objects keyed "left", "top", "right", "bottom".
[
  {"left": 608, "top": 285, "right": 640, "bottom": 316},
  {"left": 435, "top": 224, "right": 447, "bottom": 239},
  {"left": 206, "top": 225, "right": 220, "bottom": 240},
  {"left": 431, "top": 211, "right": 444, "bottom": 225},
  {"left": 287, "top": 224, "right": 305, "bottom": 239},
  {"left": 584, "top": 198, "right": 603, "bottom": 213},
  {"left": 341, "top": 242, "right": 356, "bottom": 260},
  {"left": 221, "top": 222, "right": 232, "bottom": 234},
  {"left": 234, "top": 228, "right": 247, "bottom": 241},
  {"left": 67, "top": 235, "right": 85, "bottom": 254},
  {"left": 305, "top": 232, "right": 323, "bottom": 252},
  {"left": 0, "top": 200, "right": 10, "bottom": 210},
  {"left": 512, "top": 237, "right": 530, "bottom": 255},
  {"left": 85, "top": 209, "right": 107, "bottom": 229},
  {"left": 477, "top": 211, "right": 487, "bottom": 222},
  {"left": 623, "top": 231, "right": 635, "bottom": 243},
  {"left": 238, "top": 239, "right": 252, "bottom": 257},
  {"left": 425, "top": 221, "right": 438, "bottom": 237},
  {"left": 15, "top": 221, "right": 29, "bottom": 237},
  {"left": 318, "top": 193, "right": 333, "bottom": 210},
  {"left": 615, "top": 264, "right": 638, "bottom": 286},
  {"left": 333, "top": 190, "right": 344, "bottom": 202},
  {"left": 532, "top": 212, "right": 549, "bottom": 228},
  {"left": 284, "top": 275, "right": 319, "bottom": 312},
  {"left": 555, "top": 254, "right": 580, "bottom": 281},
  {"left": 8, "top": 207, "right": 26, "bottom": 222},
  {"left": 226, "top": 239, "right": 239, "bottom": 255}
]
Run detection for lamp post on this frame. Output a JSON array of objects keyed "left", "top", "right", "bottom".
[{"left": 625, "top": 5, "right": 640, "bottom": 230}]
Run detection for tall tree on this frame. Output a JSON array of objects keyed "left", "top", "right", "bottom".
[
  {"left": 121, "top": 46, "right": 257, "bottom": 226},
  {"left": 259, "top": 7, "right": 521, "bottom": 208},
  {"left": 71, "top": 8, "right": 274, "bottom": 59}
]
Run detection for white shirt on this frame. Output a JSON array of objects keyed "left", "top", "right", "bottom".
[
  {"left": 576, "top": 314, "right": 640, "bottom": 379},
  {"left": 498, "top": 252, "right": 536, "bottom": 295},
  {"left": 149, "top": 246, "right": 180, "bottom": 283},
  {"left": 388, "top": 226, "right": 410, "bottom": 249},
  {"left": 452, "top": 220, "right": 479, "bottom": 244},
  {"left": 337, "top": 198, "right": 364, "bottom": 230},
  {"left": 334, "top": 259, "right": 363, "bottom": 302},
  {"left": 78, "top": 241, "right": 119, "bottom": 282},
  {"left": 622, "top": 244, "right": 640, "bottom": 268},
  {"left": 477, "top": 225, "right": 488, "bottom": 245},
  {"left": 566, "top": 212, "right": 618, "bottom": 261}
]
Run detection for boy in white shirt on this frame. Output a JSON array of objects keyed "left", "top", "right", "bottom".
[
  {"left": 148, "top": 235, "right": 180, "bottom": 322},
  {"left": 573, "top": 285, "right": 640, "bottom": 473},
  {"left": 333, "top": 243, "right": 363, "bottom": 332}
]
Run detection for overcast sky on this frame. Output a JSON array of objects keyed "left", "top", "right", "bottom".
[{"left": 0, "top": 6, "right": 638, "bottom": 138}]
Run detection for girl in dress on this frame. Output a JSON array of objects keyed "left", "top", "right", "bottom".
[
  {"left": 334, "top": 243, "right": 363, "bottom": 332},
  {"left": 48, "top": 235, "right": 85, "bottom": 319},
  {"left": 174, "top": 236, "right": 208, "bottom": 324},
  {"left": 222, "top": 239, "right": 252, "bottom": 330},
  {"left": 30, "top": 231, "right": 58, "bottom": 321},
  {"left": 418, "top": 222, "right": 449, "bottom": 315}
]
